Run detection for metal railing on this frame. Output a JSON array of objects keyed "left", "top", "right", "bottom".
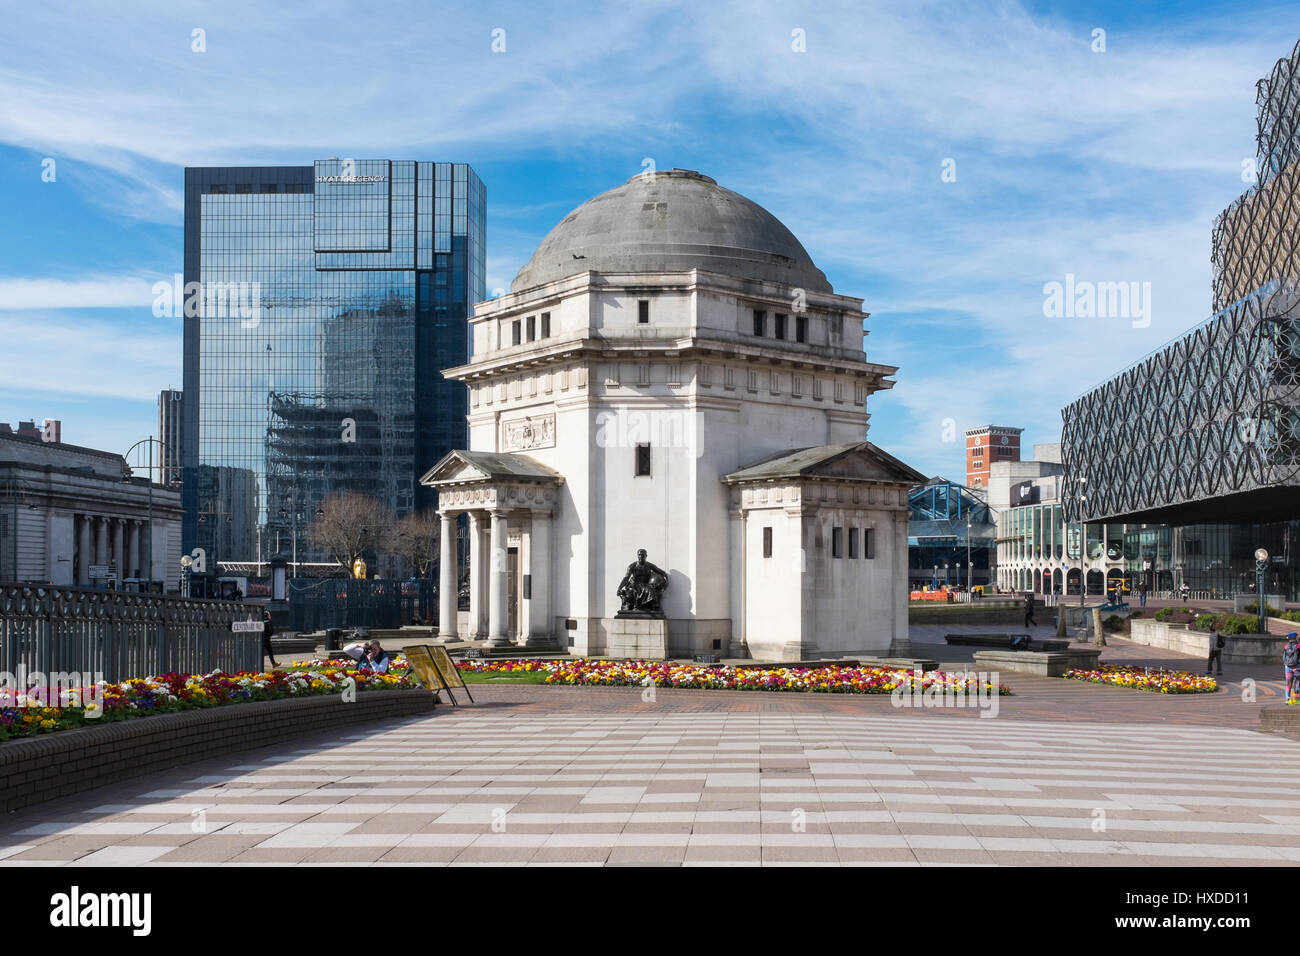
[{"left": 0, "top": 584, "right": 261, "bottom": 682}]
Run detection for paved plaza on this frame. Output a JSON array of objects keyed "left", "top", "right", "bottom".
[{"left": 2, "top": 633, "right": 1299, "bottom": 868}]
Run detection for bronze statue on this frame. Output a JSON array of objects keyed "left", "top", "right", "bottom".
[{"left": 616, "top": 548, "right": 668, "bottom": 616}]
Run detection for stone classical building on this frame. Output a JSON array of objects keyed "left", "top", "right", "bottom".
[
  {"left": 423, "top": 169, "right": 922, "bottom": 660},
  {"left": 0, "top": 431, "right": 182, "bottom": 589}
]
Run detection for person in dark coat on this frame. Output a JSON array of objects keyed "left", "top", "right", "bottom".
[
  {"left": 1023, "top": 594, "right": 1037, "bottom": 627},
  {"left": 1206, "top": 629, "right": 1225, "bottom": 677},
  {"left": 262, "top": 609, "right": 279, "bottom": 669}
]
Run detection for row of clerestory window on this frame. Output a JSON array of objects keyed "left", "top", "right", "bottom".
[
  {"left": 752, "top": 309, "right": 807, "bottom": 343},
  {"left": 510, "top": 312, "right": 552, "bottom": 346}
]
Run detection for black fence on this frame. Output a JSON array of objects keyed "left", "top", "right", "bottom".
[
  {"left": 0, "top": 584, "right": 260, "bottom": 682},
  {"left": 286, "top": 578, "right": 435, "bottom": 633}
]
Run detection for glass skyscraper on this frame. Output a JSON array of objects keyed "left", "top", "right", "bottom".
[{"left": 182, "top": 160, "right": 486, "bottom": 573}]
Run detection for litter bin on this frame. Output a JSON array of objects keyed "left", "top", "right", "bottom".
[{"left": 325, "top": 628, "right": 344, "bottom": 652}]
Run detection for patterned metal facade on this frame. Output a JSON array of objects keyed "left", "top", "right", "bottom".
[{"left": 1063, "top": 39, "right": 1300, "bottom": 526}]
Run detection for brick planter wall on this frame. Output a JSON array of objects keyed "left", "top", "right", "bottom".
[
  {"left": 1261, "top": 706, "right": 1300, "bottom": 735},
  {"left": 0, "top": 690, "right": 437, "bottom": 814}
]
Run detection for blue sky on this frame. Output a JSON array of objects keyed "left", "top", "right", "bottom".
[{"left": 1, "top": 0, "right": 1297, "bottom": 477}]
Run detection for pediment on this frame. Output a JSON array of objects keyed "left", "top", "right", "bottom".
[
  {"left": 420, "top": 449, "right": 564, "bottom": 488},
  {"left": 724, "top": 441, "right": 925, "bottom": 486}
]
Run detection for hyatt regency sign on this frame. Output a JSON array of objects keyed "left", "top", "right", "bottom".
[{"left": 315, "top": 175, "right": 387, "bottom": 184}]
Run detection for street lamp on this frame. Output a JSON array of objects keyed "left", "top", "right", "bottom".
[
  {"left": 932, "top": 563, "right": 938, "bottom": 591},
  {"left": 966, "top": 517, "right": 973, "bottom": 593},
  {"left": 1075, "top": 477, "right": 1088, "bottom": 607},
  {"left": 179, "top": 553, "right": 193, "bottom": 597},
  {"left": 1256, "top": 548, "right": 1270, "bottom": 634},
  {"left": 123, "top": 436, "right": 170, "bottom": 589}
]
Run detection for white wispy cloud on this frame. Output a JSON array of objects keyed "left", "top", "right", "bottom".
[
  {"left": 0, "top": 313, "right": 178, "bottom": 401},
  {"left": 0, "top": 276, "right": 159, "bottom": 309}
]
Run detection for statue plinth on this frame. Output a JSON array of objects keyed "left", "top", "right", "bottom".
[
  {"left": 615, "top": 609, "right": 665, "bottom": 620},
  {"left": 606, "top": 615, "right": 669, "bottom": 659}
]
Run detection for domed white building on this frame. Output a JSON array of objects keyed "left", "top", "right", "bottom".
[{"left": 424, "top": 169, "right": 922, "bottom": 661}]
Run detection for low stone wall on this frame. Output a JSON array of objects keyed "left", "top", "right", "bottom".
[
  {"left": 973, "top": 648, "right": 1102, "bottom": 677},
  {"left": 1261, "top": 706, "right": 1300, "bottom": 735},
  {"left": 1128, "top": 618, "right": 1284, "bottom": 665},
  {"left": 0, "top": 690, "right": 437, "bottom": 814}
]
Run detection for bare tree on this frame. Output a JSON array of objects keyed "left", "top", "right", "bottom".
[
  {"left": 308, "top": 492, "right": 392, "bottom": 575},
  {"left": 386, "top": 509, "right": 441, "bottom": 578}
]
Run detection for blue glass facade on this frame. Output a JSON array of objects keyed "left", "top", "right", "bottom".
[{"left": 182, "top": 160, "right": 486, "bottom": 570}]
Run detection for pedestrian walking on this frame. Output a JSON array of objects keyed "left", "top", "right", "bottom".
[
  {"left": 1206, "top": 629, "right": 1224, "bottom": 677},
  {"left": 1180, "top": 582, "right": 1190, "bottom": 603},
  {"left": 262, "top": 609, "right": 279, "bottom": 669},
  {"left": 1024, "top": 593, "right": 1037, "bottom": 628},
  {"left": 1138, "top": 583, "right": 1148, "bottom": 608},
  {"left": 1285, "top": 633, "right": 1300, "bottom": 701}
]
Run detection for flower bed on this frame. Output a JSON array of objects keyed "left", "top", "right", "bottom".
[
  {"left": 456, "top": 658, "right": 1010, "bottom": 695},
  {"left": 0, "top": 660, "right": 414, "bottom": 741},
  {"left": 1062, "top": 664, "right": 1217, "bottom": 694}
]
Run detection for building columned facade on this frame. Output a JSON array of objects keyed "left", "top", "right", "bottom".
[
  {"left": 182, "top": 159, "right": 485, "bottom": 574},
  {"left": 0, "top": 431, "right": 181, "bottom": 589},
  {"left": 423, "top": 169, "right": 922, "bottom": 660}
]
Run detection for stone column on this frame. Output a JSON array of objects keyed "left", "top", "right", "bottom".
[
  {"left": 111, "top": 519, "right": 124, "bottom": 583},
  {"left": 438, "top": 510, "right": 458, "bottom": 643},
  {"left": 76, "top": 516, "right": 90, "bottom": 585},
  {"left": 728, "top": 508, "right": 747, "bottom": 657},
  {"left": 525, "top": 511, "right": 552, "bottom": 647},
  {"left": 95, "top": 517, "right": 108, "bottom": 576},
  {"left": 126, "top": 521, "right": 139, "bottom": 579},
  {"left": 468, "top": 511, "right": 488, "bottom": 639},
  {"left": 487, "top": 510, "right": 511, "bottom": 647}
]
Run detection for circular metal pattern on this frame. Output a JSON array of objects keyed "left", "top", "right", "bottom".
[{"left": 1064, "top": 296, "right": 1300, "bottom": 520}]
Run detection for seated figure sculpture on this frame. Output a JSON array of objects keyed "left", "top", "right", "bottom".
[{"left": 616, "top": 548, "right": 669, "bottom": 617}]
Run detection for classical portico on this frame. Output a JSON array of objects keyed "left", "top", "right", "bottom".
[{"left": 421, "top": 450, "right": 563, "bottom": 648}]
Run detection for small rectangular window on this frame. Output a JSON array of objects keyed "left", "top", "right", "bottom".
[
  {"left": 635, "top": 444, "right": 651, "bottom": 476},
  {"left": 752, "top": 309, "right": 765, "bottom": 336},
  {"left": 210, "top": 184, "right": 227, "bottom": 194},
  {"left": 796, "top": 315, "right": 807, "bottom": 343},
  {"left": 848, "top": 528, "right": 859, "bottom": 559},
  {"left": 234, "top": 183, "right": 252, "bottom": 194},
  {"left": 541, "top": 312, "right": 551, "bottom": 337},
  {"left": 527, "top": 315, "right": 536, "bottom": 341},
  {"left": 774, "top": 314, "right": 787, "bottom": 339},
  {"left": 832, "top": 527, "right": 843, "bottom": 558},
  {"left": 638, "top": 300, "right": 650, "bottom": 324},
  {"left": 285, "top": 183, "right": 306, "bottom": 194},
  {"left": 864, "top": 529, "right": 876, "bottom": 559},
  {"left": 259, "top": 183, "right": 279, "bottom": 193},
  {"left": 511, "top": 320, "right": 521, "bottom": 346},
  {"left": 763, "top": 527, "right": 773, "bottom": 558}
]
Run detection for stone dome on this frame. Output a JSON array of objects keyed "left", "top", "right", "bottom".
[{"left": 510, "top": 169, "right": 832, "bottom": 294}]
